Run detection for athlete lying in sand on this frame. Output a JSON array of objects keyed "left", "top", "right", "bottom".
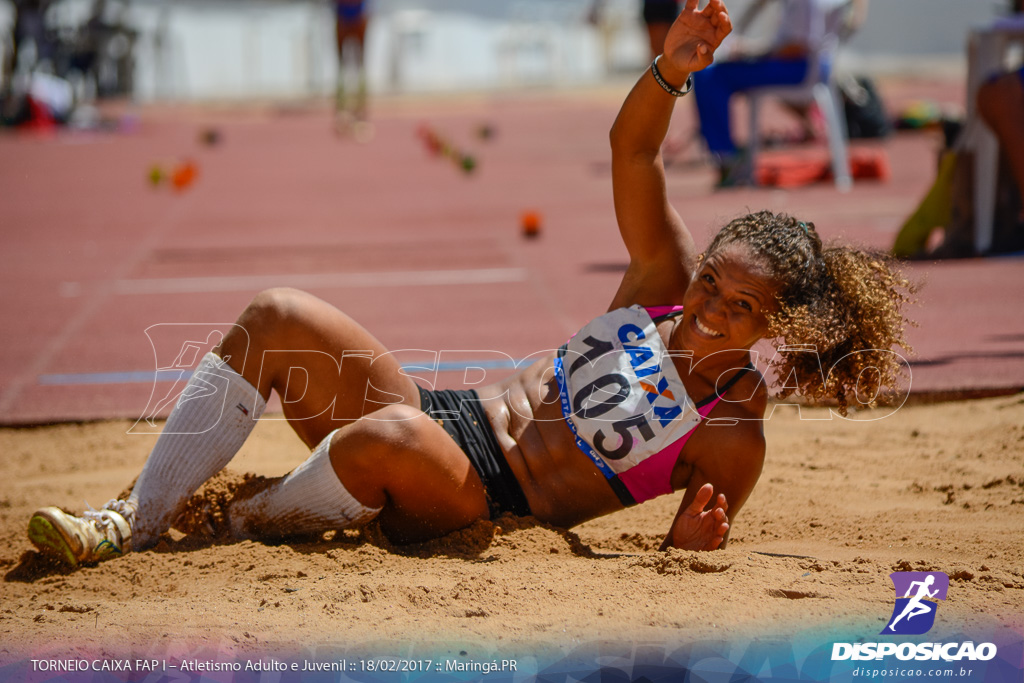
[{"left": 27, "top": 0, "right": 912, "bottom": 568}]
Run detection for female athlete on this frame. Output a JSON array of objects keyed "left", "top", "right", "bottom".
[{"left": 27, "top": 0, "right": 912, "bottom": 567}]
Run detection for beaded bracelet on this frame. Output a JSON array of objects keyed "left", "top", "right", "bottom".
[{"left": 651, "top": 55, "right": 693, "bottom": 97}]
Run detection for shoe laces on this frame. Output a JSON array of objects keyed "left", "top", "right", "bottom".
[{"left": 84, "top": 499, "right": 135, "bottom": 532}]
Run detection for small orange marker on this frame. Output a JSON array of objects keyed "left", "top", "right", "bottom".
[
  {"left": 171, "top": 160, "right": 198, "bottom": 191},
  {"left": 521, "top": 210, "right": 541, "bottom": 239}
]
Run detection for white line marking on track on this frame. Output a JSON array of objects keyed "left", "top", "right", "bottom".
[{"left": 112, "top": 267, "right": 528, "bottom": 295}]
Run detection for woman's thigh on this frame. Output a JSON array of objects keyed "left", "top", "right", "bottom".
[
  {"left": 218, "top": 288, "right": 420, "bottom": 448},
  {"left": 330, "top": 405, "right": 491, "bottom": 544}
]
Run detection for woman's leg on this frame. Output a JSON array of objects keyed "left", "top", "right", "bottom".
[
  {"left": 29, "top": 288, "right": 421, "bottom": 565},
  {"left": 217, "top": 287, "right": 418, "bottom": 446},
  {"left": 229, "top": 403, "right": 491, "bottom": 545},
  {"left": 130, "top": 287, "right": 419, "bottom": 538},
  {"left": 28, "top": 350, "right": 269, "bottom": 565}
]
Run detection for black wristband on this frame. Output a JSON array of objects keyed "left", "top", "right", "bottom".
[{"left": 651, "top": 56, "right": 693, "bottom": 97}]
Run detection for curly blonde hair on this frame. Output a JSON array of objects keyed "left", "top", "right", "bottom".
[{"left": 706, "top": 210, "right": 915, "bottom": 414}]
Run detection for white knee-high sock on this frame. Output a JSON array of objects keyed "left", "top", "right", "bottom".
[
  {"left": 228, "top": 430, "right": 381, "bottom": 540},
  {"left": 126, "top": 352, "right": 266, "bottom": 548}
]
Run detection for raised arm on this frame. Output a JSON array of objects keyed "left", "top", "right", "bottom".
[{"left": 608, "top": 0, "right": 732, "bottom": 310}]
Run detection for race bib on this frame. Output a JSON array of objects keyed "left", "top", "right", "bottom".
[{"left": 555, "top": 305, "right": 700, "bottom": 476}]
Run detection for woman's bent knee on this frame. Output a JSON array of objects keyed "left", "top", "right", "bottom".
[
  {"left": 217, "top": 288, "right": 304, "bottom": 370},
  {"left": 226, "top": 287, "right": 329, "bottom": 358},
  {"left": 327, "top": 405, "right": 426, "bottom": 471},
  {"left": 326, "top": 406, "right": 490, "bottom": 540},
  {"left": 242, "top": 288, "right": 309, "bottom": 330}
]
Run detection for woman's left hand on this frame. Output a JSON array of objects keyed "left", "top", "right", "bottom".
[{"left": 668, "top": 483, "right": 730, "bottom": 551}]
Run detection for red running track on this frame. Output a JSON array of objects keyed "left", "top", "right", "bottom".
[{"left": 1, "top": 79, "right": 1022, "bottom": 424}]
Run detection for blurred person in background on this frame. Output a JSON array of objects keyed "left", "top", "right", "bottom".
[
  {"left": 643, "top": 0, "right": 681, "bottom": 59},
  {"left": 9, "top": 0, "right": 53, "bottom": 74},
  {"left": 691, "top": 0, "right": 865, "bottom": 186},
  {"left": 976, "top": 0, "right": 1024, "bottom": 231},
  {"left": 334, "top": 0, "right": 371, "bottom": 139},
  {"left": 2, "top": 0, "right": 53, "bottom": 121},
  {"left": 892, "top": 0, "right": 1023, "bottom": 258}
]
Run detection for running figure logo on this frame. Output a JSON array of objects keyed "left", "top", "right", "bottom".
[{"left": 882, "top": 571, "right": 949, "bottom": 635}]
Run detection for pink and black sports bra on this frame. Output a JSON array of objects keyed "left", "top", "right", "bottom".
[{"left": 553, "top": 304, "right": 751, "bottom": 507}]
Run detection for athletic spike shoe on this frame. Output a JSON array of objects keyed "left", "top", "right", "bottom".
[{"left": 28, "top": 500, "right": 134, "bottom": 567}]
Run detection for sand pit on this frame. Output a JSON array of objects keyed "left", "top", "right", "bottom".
[{"left": 1, "top": 395, "right": 1022, "bottom": 670}]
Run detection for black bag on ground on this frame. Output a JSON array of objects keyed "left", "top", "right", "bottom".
[{"left": 841, "top": 75, "right": 891, "bottom": 139}]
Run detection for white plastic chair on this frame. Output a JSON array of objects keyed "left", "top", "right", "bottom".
[{"left": 743, "top": 41, "right": 853, "bottom": 191}]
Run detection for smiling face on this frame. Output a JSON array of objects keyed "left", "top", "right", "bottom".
[{"left": 677, "top": 243, "right": 780, "bottom": 359}]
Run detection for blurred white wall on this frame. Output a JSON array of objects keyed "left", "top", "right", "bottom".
[{"left": 0, "top": 0, "right": 1014, "bottom": 101}]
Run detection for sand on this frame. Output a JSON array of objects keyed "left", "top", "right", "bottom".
[{"left": 1, "top": 395, "right": 1022, "bottom": 664}]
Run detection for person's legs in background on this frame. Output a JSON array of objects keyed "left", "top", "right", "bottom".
[
  {"left": 976, "top": 69, "right": 1024, "bottom": 221},
  {"left": 644, "top": 0, "right": 694, "bottom": 158},
  {"left": 642, "top": 0, "right": 679, "bottom": 59},
  {"left": 692, "top": 57, "right": 809, "bottom": 185},
  {"left": 334, "top": 2, "right": 370, "bottom": 138}
]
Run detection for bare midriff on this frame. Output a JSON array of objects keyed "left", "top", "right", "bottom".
[{"left": 474, "top": 350, "right": 627, "bottom": 528}]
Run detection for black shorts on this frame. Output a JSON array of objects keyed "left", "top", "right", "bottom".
[
  {"left": 643, "top": 0, "right": 680, "bottom": 25},
  {"left": 417, "top": 386, "right": 531, "bottom": 519}
]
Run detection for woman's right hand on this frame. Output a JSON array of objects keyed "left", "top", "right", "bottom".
[
  {"left": 665, "top": 483, "right": 730, "bottom": 551},
  {"left": 661, "top": 0, "right": 733, "bottom": 76}
]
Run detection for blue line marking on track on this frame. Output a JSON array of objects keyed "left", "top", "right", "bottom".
[
  {"left": 37, "top": 359, "right": 526, "bottom": 386},
  {"left": 39, "top": 370, "right": 194, "bottom": 385}
]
